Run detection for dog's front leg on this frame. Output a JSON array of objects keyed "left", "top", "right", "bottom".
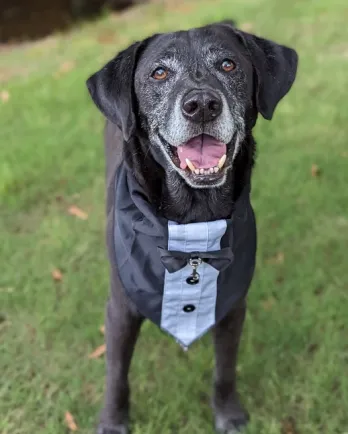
[
  {"left": 97, "top": 293, "right": 143, "bottom": 434},
  {"left": 212, "top": 300, "right": 249, "bottom": 434}
]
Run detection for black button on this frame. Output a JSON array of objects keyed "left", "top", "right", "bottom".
[
  {"left": 186, "top": 275, "right": 199, "bottom": 285},
  {"left": 183, "top": 304, "right": 196, "bottom": 313}
]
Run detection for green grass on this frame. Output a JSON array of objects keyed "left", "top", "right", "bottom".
[{"left": 1, "top": 0, "right": 348, "bottom": 433}]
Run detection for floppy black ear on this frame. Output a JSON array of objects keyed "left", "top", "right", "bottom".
[
  {"left": 86, "top": 41, "right": 143, "bottom": 141},
  {"left": 236, "top": 30, "right": 298, "bottom": 120}
]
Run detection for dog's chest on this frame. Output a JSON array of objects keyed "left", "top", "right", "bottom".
[{"left": 111, "top": 164, "right": 257, "bottom": 348}]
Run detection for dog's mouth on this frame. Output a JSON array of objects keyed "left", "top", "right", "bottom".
[
  {"left": 176, "top": 134, "right": 227, "bottom": 173},
  {"left": 162, "top": 133, "right": 232, "bottom": 184}
]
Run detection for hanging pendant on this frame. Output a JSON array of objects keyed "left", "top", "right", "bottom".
[{"left": 186, "top": 257, "right": 202, "bottom": 285}]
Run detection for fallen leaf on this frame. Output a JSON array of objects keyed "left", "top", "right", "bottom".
[
  {"left": 51, "top": 268, "right": 63, "bottom": 281},
  {"left": 311, "top": 164, "right": 321, "bottom": 177},
  {"left": 59, "top": 60, "right": 75, "bottom": 73},
  {"left": 261, "top": 297, "right": 276, "bottom": 311},
  {"left": 53, "top": 61, "right": 76, "bottom": 78},
  {"left": 88, "top": 343, "right": 106, "bottom": 359},
  {"left": 68, "top": 205, "right": 88, "bottom": 220},
  {"left": 167, "top": 2, "right": 194, "bottom": 13},
  {"left": 281, "top": 417, "right": 298, "bottom": 434},
  {"left": 266, "top": 252, "right": 284, "bottom": 265},
  {"left": 65, "top": 411, "right": 78, "bottom": 431},
  {"left": 99, "top": 325, "right": 105, "bottom": 335},
  {"left": 1, "top": 90, "right": 10, "bottom": 102},
  {"left": 240, "top": 22, "right": 254, "bottom": 31},
  {"left": 97, "top": 31, "right": 116, "bottom": 45}
]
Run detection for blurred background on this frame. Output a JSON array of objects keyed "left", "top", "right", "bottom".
[{"left": 1, "top": 1, "right": 347, "bottom": 433}]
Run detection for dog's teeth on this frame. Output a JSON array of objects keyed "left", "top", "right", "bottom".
[
  {"left": 193, "top": 167, "right": 218, "bottom": 175},
  {"left": 185, "top": 158, "right": 196, "bottom": 173},
  {"left": 217, "top": 154, "right": 227, "bottom": 169}
]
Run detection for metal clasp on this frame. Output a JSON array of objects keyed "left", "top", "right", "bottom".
[{"left": 186, "top": 257, "right": 202, "bottom": 285}]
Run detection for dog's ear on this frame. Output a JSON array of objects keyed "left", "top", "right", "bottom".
[
  {"left": 86, "top": 40, "right": 145, "bottom": 141},
  {"left": 235, "top": 30, "right": 298, "bottom": 120}
]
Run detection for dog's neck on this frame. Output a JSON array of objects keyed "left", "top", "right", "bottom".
[{"left": 124, "top": 133, "right": 255, "bottom": 225}]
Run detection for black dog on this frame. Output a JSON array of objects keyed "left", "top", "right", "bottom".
[{"left": 86, "top": 20, "right": 298, "bottom": 434}]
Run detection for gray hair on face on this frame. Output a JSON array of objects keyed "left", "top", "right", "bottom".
[{"left": 161, "top": 90, "right": 237, "bottom": 148}]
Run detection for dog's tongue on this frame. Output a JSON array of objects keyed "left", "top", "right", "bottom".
[{"left": 178, "top": 134, "right": 226, "bottom": 169}]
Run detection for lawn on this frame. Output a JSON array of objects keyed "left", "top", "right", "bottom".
[{"left": 1, "top": 0, "right": 348, "bottom": 433}]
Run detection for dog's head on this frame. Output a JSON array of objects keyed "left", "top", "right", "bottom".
[{"left": 87, "top": 22, "right": 298, "bottom": 189}]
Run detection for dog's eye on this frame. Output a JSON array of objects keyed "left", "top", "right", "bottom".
[
  {"left": 221, "top": 59, "right": 236, "bottom": 72},
  {"left": 152, "top": 67, "right": 168, "bottom": 80}
]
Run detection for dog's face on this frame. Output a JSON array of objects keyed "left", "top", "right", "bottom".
[
  {"left": 87, "top": 22, "right": 298, "bottom": 189},
  {"left": 133, "top": 27, "right": 253, "bottom": 188}
]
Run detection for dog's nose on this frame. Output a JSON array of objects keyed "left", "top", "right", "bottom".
[{"left": 181, "top": 90, "right": 222, "bottom": 122}]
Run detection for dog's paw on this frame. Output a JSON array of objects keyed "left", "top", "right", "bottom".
[
  {"left": 97, "top": 424, "right": 129, "bottom": 434},
  {"left": 214, "top": 407, "right": 249, "bottom": 434},
  {"left": 213, "top": 387, "right": 249, "bottom": 434},
  {"left": 215, "top": 415, "right": 248, "bottom": 433}
]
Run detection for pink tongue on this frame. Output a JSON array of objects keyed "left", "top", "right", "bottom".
[{"left": 178, "top": 134, "right": 226, "bottom": 170}]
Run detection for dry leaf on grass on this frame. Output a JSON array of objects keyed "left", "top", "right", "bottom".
[
  {"left": 51, "top": 268, "right": 63, "bottom": 281},
  {"left": 59, "top": 60, "right": 76, "bottom": 74},
  {"left": 65, "top": 411, "right": 78, "bottom": 431},
  {"left": 88, "top": 343, "right": 106, "bottom": 359},
  {"left": 166, "top": 0, "right": 194, "bottom": 13},
  {"left": 240, "top": 22, "right": 254, "bottom": 32},
  {"left": 281, "top": 417, "right": 298, "bottom": 434},
  {"left": 311, "top": 164, "right": 321, "bottom": 177},
  {"left": 261, "top": 297, "right": 276, "bottom": 311},
  {"left": 1, "top": 90, "right": 10, "bottom": 102},
  {"left": 266, "top": 252, "right": 285, "bottom": 265},
  {"left": 54, "top": 61, "right": 76, "bottom": 78},
  {"left": 68, "top": 205, "right": 88, "bottom": 220},
  {"left": 97, "top": 31, "right": 116, "bottom": 45},
  {"left": 99, "top": 325, "right": 105, "bottom": 335}
]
